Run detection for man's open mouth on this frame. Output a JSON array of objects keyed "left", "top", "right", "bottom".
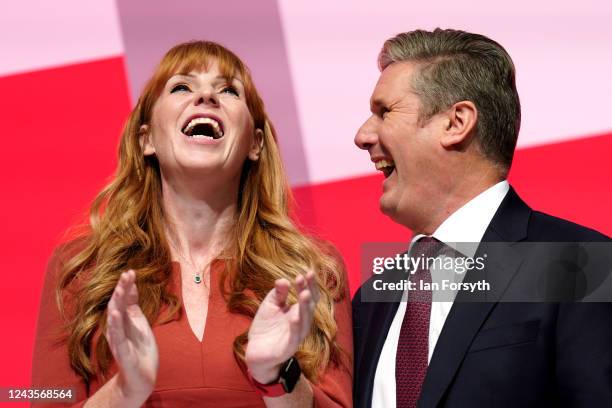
[
  {"left": 181, "top": 116, "right": 224, "bottom": 140},
  {"left": 375, "top": 159, "right": 395, "bottom": 178}
]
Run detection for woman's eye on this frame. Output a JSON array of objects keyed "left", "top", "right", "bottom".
[
  {"left": 221, "top": 86, "right": 239, "bottom": 97},
  {"left": 170, "top": 84, "right": 190, "bottom": 93}
]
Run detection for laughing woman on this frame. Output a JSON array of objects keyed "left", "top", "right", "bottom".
[{"left": 32, "top": 41, "right": 352, "bottom": 407}]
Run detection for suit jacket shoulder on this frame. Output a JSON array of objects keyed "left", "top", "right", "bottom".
[{"left": 528, "top": 209, "right": 610, "bottom": 242}]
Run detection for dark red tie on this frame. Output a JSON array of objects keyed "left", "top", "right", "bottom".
[{"left": 396, "top": 236, "right": 441, "bottom": 408}]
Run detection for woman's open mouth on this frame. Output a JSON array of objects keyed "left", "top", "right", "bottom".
[{"left": 181, "top": 115, "right": 224, "bottom": 140}]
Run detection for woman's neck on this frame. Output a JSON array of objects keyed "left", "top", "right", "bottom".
[{"left": 161, "top": 174, "right": 238, "bottom": 268}]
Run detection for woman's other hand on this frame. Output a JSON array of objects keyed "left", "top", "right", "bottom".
[
  {"left": 246, "top": 270, "right": 319, "bottom": 383},
  {"left": 105, "top": 270, "right": 158, "bottom": 405}
]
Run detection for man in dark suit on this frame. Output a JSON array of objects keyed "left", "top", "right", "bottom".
[{"left": 352, "top": 28, "right": 612, "bottom": 407}]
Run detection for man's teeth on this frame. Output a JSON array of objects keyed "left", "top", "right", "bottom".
[
  {"left": 375, "top": 159, "right": 395, "bottom": 170},
  {"left": 375, "top": 159, "right": 395, "bottom": 178},
  {"left": 183, "top": 117, "right": 223, "bottom": 138}
]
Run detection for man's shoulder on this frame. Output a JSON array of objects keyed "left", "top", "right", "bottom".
[
  {"left": 527, "top": 210, "right": 610, "bottom": 242},
  {"left": 493, "top": 186, "right": 610, "bottom": 242}
]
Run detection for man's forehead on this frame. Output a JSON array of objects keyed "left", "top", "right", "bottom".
[{"left": 371, "top": 62, "right": 417, "bottom": 105}]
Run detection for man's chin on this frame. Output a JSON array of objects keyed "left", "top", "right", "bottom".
[
  {"left": 380, "top": 195, "right": 412, "bottom": 227},
  {"left": 379, "top": 196, "right": 397, "bottom": 219}
]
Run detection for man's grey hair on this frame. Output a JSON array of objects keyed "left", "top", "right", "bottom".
[{"left": 379, "top": 28, "right": 521, "bottom": 172}]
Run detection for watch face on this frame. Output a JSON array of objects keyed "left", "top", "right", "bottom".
[{"left": 279, "top": 357, "right": 301, "bottom": 393}]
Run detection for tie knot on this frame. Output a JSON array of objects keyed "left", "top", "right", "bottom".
[{"left": 412, "top": 236, "right": 444, "bottom": 259}]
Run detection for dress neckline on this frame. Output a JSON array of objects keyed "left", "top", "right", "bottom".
[{"left": 170, "top": 260, "right": 217, "bottom": 344}]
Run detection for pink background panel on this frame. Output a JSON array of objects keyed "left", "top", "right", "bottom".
[
  {"left": 278, "top": 0, "right": 612, "bottom": 184},
  {"left": 0, "top": 0, "right": 123, "bottom": 76}
]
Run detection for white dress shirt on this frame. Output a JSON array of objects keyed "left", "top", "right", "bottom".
[{"left": 371, "top": 180, "right": 510, "bottom": 408}]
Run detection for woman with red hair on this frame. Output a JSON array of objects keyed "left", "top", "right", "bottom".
[{"left": 32, "top": 41, "right": 352, "bottom": 407}]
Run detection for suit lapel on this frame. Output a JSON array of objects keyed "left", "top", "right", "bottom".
[
  {"left": 356, "top": 299, "right": 400, "bottom": 407},
  {"left": 418, "top": 187, "right": 531, "bottom": 407},
  {"left": 355, "top": 265, "right": 407, "bottom": 407}
]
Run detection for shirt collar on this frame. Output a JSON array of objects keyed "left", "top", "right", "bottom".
[{"left": 412, "top": 180, "right": 509, "bottom": 256}]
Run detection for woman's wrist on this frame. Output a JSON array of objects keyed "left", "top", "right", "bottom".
[
  {"left": 246, "top": 362, "right": 283, "bottom": 384},
  {"left": 115, "top": 373, "right": 153, "bottom": 407},
  {"left": 83, "top": 374, "right": 151, "bottom": 408}
]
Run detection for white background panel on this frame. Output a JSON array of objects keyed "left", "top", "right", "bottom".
[
  {"left": 0, "top": 0, "right": 123, "bottom": 76},
  {"left": 278, "top": 0, "right": 612, "bottom": 185}
]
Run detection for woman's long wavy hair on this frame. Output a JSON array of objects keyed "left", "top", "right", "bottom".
[{"left": 57, "top": 41, "right": 347, "bottom": 388}]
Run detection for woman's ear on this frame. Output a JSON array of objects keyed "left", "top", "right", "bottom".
[
  {"left": 248, "top": 128, "right": 264, "bottom": 161},
  {"left": 139, "top": 124, "right": 156, "bottom": 156}
]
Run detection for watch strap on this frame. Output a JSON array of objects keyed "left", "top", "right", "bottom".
[
  {"left": 247, "top": 357, "right": 301, "bottom": 397},
  {"left": 247, "top": 373, "right": 287, "bottom": 397}
]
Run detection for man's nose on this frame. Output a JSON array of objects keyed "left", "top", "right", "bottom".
[
  {"left": 195, "top": 88, "right": 219, "bottom": 107},
  {"left": 354, "top": 118, "right": 378, "bottom": 150}
]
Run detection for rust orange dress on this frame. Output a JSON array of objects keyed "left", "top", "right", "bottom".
[{"left": 32, "top": 251, "right": 353, "bottom": 407}]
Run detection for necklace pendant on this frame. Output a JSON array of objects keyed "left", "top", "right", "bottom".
[{"left": 194, "top": 275, "right": 202, "bottom": 284}]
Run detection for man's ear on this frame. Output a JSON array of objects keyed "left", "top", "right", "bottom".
[
  {"left": 139, "top": 125, "right": 156, "bottom": 156},
  {"left": 248, "top": 128, "right": 264, "bottom": 161},
  {"left": 440, "top": 100, "right": 478, "bottom": 149}
]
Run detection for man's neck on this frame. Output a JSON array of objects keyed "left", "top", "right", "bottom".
[{"left": 412, "top": 167, "right": 505, "bottom": 235}]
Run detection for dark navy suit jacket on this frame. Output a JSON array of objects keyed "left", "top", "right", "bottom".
[{"left": 353, "top": 187, "right": 612, "bottom": 407}]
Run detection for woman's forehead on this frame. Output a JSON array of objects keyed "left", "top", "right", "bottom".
[{"left": 168, "top": 57, "right": 242, "bottom": 82}]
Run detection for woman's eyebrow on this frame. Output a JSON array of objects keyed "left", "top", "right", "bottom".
[{"left": 169, "top": 73, "right": 244, "bottom": 86}]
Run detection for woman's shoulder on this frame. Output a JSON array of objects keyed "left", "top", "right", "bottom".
[{"left": 45, "top": 235, "right": 92, "bottom": 290}]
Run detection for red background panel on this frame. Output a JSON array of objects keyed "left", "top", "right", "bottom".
[
  {"left": 509, "top": 132, "right": 612, "bottom": 233},
  {"left": 0, "top": 58, "right": 131, "bottom": 393},
  {"left": 293, "top": 175, "right": 410, "bottom": 294}
]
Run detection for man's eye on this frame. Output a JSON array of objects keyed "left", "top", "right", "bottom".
[
  {"left": 170, "top": 84, "right": 190, "bottom": 93},
  {"left": 381, "top": 108, "right": 389, "bottom": 118},
  {"left": 221, "top": 86, "right": 239, "bottom": 97}
]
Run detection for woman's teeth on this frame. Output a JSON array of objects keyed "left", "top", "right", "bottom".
[{"left": 183, "top": 117, "right": 224, "bottom": 139}]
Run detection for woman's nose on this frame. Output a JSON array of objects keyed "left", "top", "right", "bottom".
[{"left": 195, "top": 88, "right": 219, "bottom": 107}]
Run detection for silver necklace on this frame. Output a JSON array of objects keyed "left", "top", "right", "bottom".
[
  {"left": 185, "top": 256, "right": 210, "bottom": 284},
  {"left": 194, "top": 272, "right": 202, "bottom": 284},
  {"left": 169, "top": 241, "right": 214, "bottom": 284},
  {"left": 184, "top": 257, "right": 209, "bottom": 284}
]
